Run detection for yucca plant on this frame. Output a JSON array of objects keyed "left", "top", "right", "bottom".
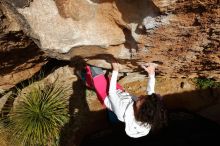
[{"left": 1, "top": 81, "right": 71, "bottom": 146}]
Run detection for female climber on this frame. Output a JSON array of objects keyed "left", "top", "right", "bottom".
[{"left": 78, "top": 59, "right": 167, "bottom": 138}]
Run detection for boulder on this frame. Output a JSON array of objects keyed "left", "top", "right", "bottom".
[{"left": 1, "top": 0, "right": 220, "bottom": 79}]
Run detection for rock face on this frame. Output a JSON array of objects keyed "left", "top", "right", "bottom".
[
  {"left": 1, "top": 1, "right": 219, "bottom": 145},
  {"left": 1, "top": 0, "right": 219, "bottom": 78},
  {"left": 139, "top": 0, "right": 220, "bottom": 78},
  {"left": 0, "top": 0, "right": 219, "bottom": 92},
  {"left": 0, "top": 35, "right": 46, "bottom": 91},
  {"left": 5, "top": 0, "right": 126, "bottom": 53},
  {"left": 0, "top": 3, "right": 47, "bottom": 91}
]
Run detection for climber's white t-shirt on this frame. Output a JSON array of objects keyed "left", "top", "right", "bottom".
[{"left": 104, "top": 71, "right": 155, "bottom": 138}]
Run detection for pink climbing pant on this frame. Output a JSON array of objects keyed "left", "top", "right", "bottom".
[{"left": 85, "top": 65, "right": 123, "bottom": 105}]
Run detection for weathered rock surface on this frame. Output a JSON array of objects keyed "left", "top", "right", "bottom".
[
  {"left": 4, "top": 0, "right": 126, "bottom": 53},
  {"left": 0, "top": 32, "right": 47, "bottom": 91},
  {"left": 1, "top": 0, "right": 219, "bottom": 79},
  {"left": 0, "top": 1, "right": 220, "bottom": 145},
  {"left": 138, "top": 0, "right": 220, "bottom": 78},
  {"left": 0, "top": 2, "right": 48, "bottom": 91}
]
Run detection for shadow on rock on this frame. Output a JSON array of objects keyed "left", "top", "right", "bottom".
[{"left": 59, "top": 56, "right": 112, "bottom": 146}]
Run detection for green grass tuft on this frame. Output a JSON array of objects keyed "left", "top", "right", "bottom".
[
  {"left": 0, "top": 81, "right": 71, "bottom": 146},
  {"left": 194, "top": 77, "right": 220, "bottom": 89}
]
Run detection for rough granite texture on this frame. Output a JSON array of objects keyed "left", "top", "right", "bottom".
[{"left": 0, "top": 0, "right": 219, "bottom": 89}]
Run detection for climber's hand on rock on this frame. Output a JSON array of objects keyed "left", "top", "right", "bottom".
[
  {"left": 111, "top": 59, "right": 120, "bottom": 72},
  {"left": 141, "top": 63, "right": 157, "bottom": 75}
]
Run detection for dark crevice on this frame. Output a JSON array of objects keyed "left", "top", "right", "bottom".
[
  {"left": 185, "top": 5, "right": 207, "bottom": 14},
  {"left": 0, "top": 42, "right": 44, "bottom": 75}
]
